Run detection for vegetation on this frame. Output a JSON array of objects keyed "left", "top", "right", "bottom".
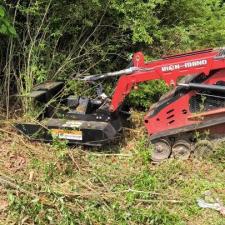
[
  {"left": 0, "top": 4, "right": 16, "bottom": 36},
  {"left": 1, "top": 0, "right": 225, "bottom": 110},
  {"left": 0, "top": 0, "right": 225, "bottom": 224},
  {"left": 0, "top": 120, "right": 225, "bottom": 224}
]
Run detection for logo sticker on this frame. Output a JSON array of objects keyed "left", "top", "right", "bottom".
[
  {"left": 51, "top": 129, "right": 83, "bottom": 141},
  {"left": 161, "top": 60, "right": 208, "bottom": 72}
]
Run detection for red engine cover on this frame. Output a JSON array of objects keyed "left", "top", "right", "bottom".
[{"left": 144, "top": 69, "right": 225, "bottom": 138}]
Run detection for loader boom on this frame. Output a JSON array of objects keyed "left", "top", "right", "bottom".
[{"left": 110, "top": 48, "right": 225, "bottom": 112}]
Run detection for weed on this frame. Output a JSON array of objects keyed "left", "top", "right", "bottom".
[
  {"left": 52, "top": 137, "right": 68, "bottom": 152},
  {"left": 134, "top": 136, "right": 151, "bottom": 165},
  {"left": 44, "top": 162, "right": 58, "bottom": 183},
  {"left": 30, "top": 158, "right": 42, "bottom": 170},
  {"left": 7, "top": 192, "right": 81, "bottom": 225},
  {"left": 210, "top": 141, "right": 225, "bottom": 166},
  {"left": 8, "top": 193, "right": 44, "bottom": 224}
]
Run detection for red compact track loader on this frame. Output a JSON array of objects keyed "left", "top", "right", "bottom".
[{"left": 15, "top": 47, "right": 225, "bottom": 162}]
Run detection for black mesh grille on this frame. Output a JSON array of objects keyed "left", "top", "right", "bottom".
[{"left": 189, "top": 94, "right": 225, "bottom": 113}]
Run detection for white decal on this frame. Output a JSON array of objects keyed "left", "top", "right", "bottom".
[
  {"left": 184, "top": 60, "right": 207, "bottom": 68},
  {"left": 161, "top": 60, "right": 208, "bottom": 72},
  {"left": 57, "top": 133, "right": 83, "bottom": 141},
  {"left": 162, "top": 64, "right": 180, "bottom": 72},
  {"left": 62, "top": 121, "right": 83, "bottom": 128}
]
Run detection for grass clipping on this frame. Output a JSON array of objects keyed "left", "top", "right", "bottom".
[{"left": 0, "top": 115, "right": 224, "bottom": 225}]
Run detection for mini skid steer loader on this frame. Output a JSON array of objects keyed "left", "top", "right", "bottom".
[{"left": 15, "top": 47, "right": 225, "bottom": 162}]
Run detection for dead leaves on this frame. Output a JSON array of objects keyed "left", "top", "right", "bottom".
[{"left": 5, "top": 154, "right": 26, "bottom": 172}]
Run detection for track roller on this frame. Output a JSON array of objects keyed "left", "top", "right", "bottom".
[
  {"left": 172, "top": 139, "right": 191, "bottom": 160},
  {"left": 151, "top": 139, "right": 171, "bottom": 162},
  {"left": 193, "top": 140, "right": 213, "bottom": 159}
]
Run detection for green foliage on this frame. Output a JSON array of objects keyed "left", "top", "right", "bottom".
[
  {"left": 44, "top": 162, "right": 58, "bottom": 183},
  {"left": 8, "top": 193, "right": 184, "bottom": 225},
  {"left": 8, "top": 192, "right": 79, "bottom": 225},
  {"left": 129, "top": 80, "right": 169, "bottom": 110},
  {"left": 210, "top": 141, "right": 225, "bottom": 167},
  {"left": 0, "top": 4, "right": 16, "bottom": 36},
  {"left": 110, "top": 0, "right": 165, "bottom": 44},
  {"left": 52, "top": 137, "right": 68, "bottom": 152},
  {"left": 133, "top": 170, "right": 158, "bottom": 191},
  {"left": 134, "top": 136, "right": 152, "bottom": 164},
  {"left": 110, "top": 0, "right": 225, "bottom": 56},
  {"left": 2, "top": 0, "right": 225, "bottom": 110}
]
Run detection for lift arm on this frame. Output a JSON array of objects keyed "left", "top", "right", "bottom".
[{"left": 109, "top": 48, "right": 225, "bottom": 112}]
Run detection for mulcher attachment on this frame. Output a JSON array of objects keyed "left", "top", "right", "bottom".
[
  {"left": 15, "top": 119, "right": 120, "bottom": 146},
  {"left": 15, "top": 82, "right": 124, "bottom": 146}
]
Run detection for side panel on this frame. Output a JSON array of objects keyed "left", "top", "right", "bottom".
[{"left": 145, "top": 69, "right": 225, "bottom": 138}]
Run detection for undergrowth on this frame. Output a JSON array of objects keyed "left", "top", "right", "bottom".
[{"left": 0, "top": 120, "right": 225, "bottom": 225}]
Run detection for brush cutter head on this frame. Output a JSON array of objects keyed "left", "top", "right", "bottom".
[
  {"left": 15, "top": 118, "right": 121, "bottom": 146},
  {"left": 15, "top": 81, "right": 126, "bottom": 146}
]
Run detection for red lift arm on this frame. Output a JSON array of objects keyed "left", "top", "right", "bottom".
[{"left": 110, "top": 48, "right": 225, "bottom": 112}]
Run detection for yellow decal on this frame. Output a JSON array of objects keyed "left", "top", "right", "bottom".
[{"left": 51, "top": 129, "right": 82, "bottom": 141}]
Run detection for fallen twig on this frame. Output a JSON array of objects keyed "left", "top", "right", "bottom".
[
  {"left": 136, "top": 199, "right": 183, "bottom": 204},
  {"left": 117, "top": 188, "right": 169, "bottom": 196},
  {"left": 0, "top": 174, "right": 36, "bottom": 198},
  {"left": 68, "top": 151, "right": 81, "bottom": 171},
  {"left": 88, "top": 153, "right": 132, "bottom": 157}
]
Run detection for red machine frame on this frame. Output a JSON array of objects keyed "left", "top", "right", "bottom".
[{"left": 109, "top": 48, "right": 225, "bottom": 139}]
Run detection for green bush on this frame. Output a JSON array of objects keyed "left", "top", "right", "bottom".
[{"left": 128, "top": 80, "right": 169, "bottom": 110}]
